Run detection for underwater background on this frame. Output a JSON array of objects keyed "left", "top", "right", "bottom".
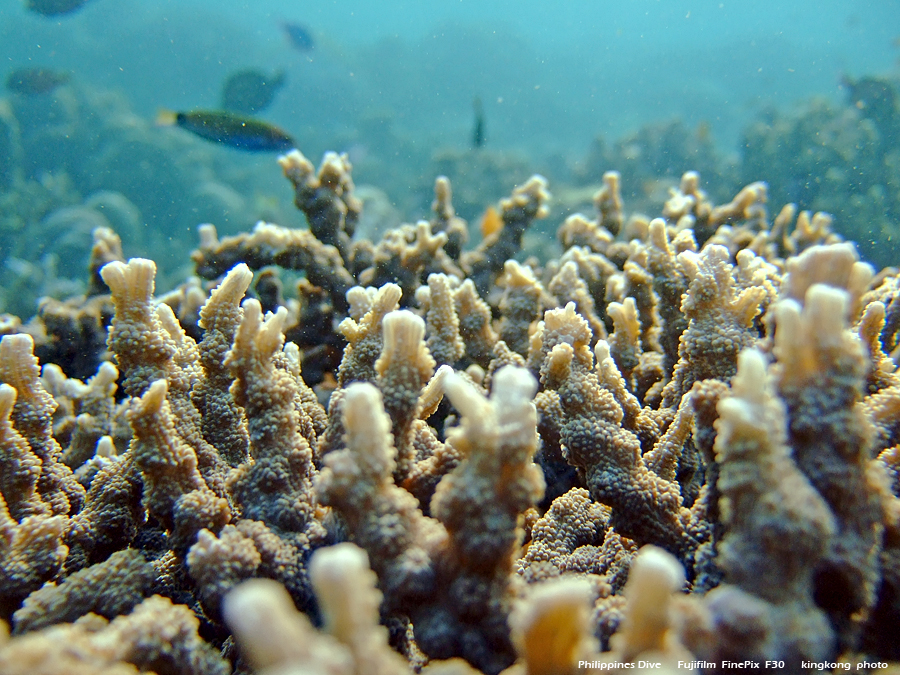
[
  {"left": 1, "top": 0, "right": 899, "bottom": 317},
  {"left": 3, "top": 3, "right": 900, "bottom": 671}
]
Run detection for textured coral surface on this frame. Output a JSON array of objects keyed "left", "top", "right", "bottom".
[{"left": 0, "top": 149, "right": 899, "bottom": 675}]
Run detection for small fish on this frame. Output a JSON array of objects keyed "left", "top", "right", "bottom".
[
  {"left": 281, "top": 21, "right": 315, "bottom": 52},
  {"left": 24, "top": 0, "right": 90, "bottom": 16},
  {"left": 695, "top": 120, "right": 711, "bottom": 144},
  {"left": 6, "top": 67, "right": 70, "bottom": 95},
  {"left": 156, "top": 109, "right": 295, "bottom": 152},
  {"left": 472, "top": 96, "right": 485, "bottom": 148},
  {"left": 221, "top": 69, "right": 286, "bottom": 115},
  {"left": 480, "top": 205, "right": 503, "bottom": 238}
]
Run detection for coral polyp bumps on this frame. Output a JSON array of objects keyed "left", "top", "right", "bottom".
[{"left": 0, "top": 151, "right": 898, "bottom": 674}]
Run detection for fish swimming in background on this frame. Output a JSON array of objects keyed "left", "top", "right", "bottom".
[
  {"left": 281, "top": 21, "right": 315, "bottom": 52},
  {"left": 695, "top": 120, "right": 712, "bottom": 144},
  {"left": 156, "top": 109, "right": 295, "bottom": 152},
  {"left": 221, "top": 69, "right": 286, "bottom": 115},
  {"left": 5, "top": 67, "right": 70, "bottom": 95},
  {"left": 479, "top": 205, "right": 502, "bottom": 238},
  {"left": 24, "top": 0, "right": 90, "bottom": 16},
  {"left": 472, "top": 96, "right": 485, "bottom": 148}
]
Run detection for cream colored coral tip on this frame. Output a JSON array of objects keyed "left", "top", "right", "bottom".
[
  {"left": 342, "top": 381, "right": 382, "bottom": 408},
  {"left": 222, "top": 578, "right": 283, "bottom": 633},
  {"left": 492, "top": 364, "right": 537, "bottom": 398},
  {"left": 0, "top": 331, "right": 34, "bottom": 352},
  {"left": 630, "top": 544, "right": 684, "bottom": 591},
  {"left": 383, "top": 308, "right": 425, "bottom": 334},
  {"left": 309, "top": 542, "right": 369, "bottom": 584}
]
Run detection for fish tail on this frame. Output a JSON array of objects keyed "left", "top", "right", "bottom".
[
  {"left": 480, "top": 205, "right": 502, "bottom": 238},
  {"left": 155, "top": 109, "right": 179, "bottom": 127}
]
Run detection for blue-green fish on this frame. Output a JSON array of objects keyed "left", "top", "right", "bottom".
[
  {"left": 281, "top": 21, "right": 315, "bottom": 52},
  {"left": 472, "top": 96, "right": 485, "bottom": 148},
  {"left": 25, "top": 0, "right": 90, "bottom": 16},
  {"left": 156, "top": 109, "right": 295, "bottom": 152},
  {"left": 6, "top": 67, "right": 70, "bottom": 95},
  {"left": 221, "top": 69, "right": 286, "bottom": 115}
]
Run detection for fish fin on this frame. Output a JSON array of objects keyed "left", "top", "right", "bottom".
[
  {"left": 156, "top": 109, "right": 179, "bottom": 127},
  {"left": 480, "top": 205, "right": 503, "bottom": 238}
]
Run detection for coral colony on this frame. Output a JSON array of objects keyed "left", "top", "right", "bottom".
[{"left": 0, "top": 147, "right": 898, "bottom": 675}]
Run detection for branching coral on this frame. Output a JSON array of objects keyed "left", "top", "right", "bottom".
[
  {"left": 533, "top": 304, "right": 699, "bottom": 561},
  {"left": 191, "top": 263, "right": 253, "bottom": 468},
  {"left": 711, "top": 348, "right": 836, "bottom": 661},
  {"left": 1, "top": 139, "right": 899, "bottom": 675},
  {"left": 224, "top": 299, "right": 324, "bottom": 555}
]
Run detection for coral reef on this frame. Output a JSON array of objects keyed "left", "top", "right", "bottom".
[
  {"left": 0, "top": 138, "right": 899, "bottom": 675},
  {"left": 0, "top": 82, "right": 304, "bottom": 320},
  {"left": 740, "top": 75, "right": 900, "bottom": 268}
]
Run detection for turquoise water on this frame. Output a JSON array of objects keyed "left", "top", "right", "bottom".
[
  {"left": 1, "top": 0, "right": 899, "bottom": 315},
  {"left": 3, "top": 0, "right": 897, "bottom": 149}
]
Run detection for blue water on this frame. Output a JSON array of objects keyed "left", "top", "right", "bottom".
[
  {"left": 2, "top": 0, "right": 899, "bottom": 316},
  {"left": 3, "top": 0, "right": 897, "bottom": 151}
]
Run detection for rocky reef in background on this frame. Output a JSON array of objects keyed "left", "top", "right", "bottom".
[
  {"left": 0, "top": 135, "right": 898, "bottom": 673},
  {"left": 0, "top": 83, "right": 305, "bottom": 319},
  {"left": 3, "top": 73, "right": 899, "bottom": 320},
  {"left": 740, "top": 78, "right": 900, "bottom": 268}
]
